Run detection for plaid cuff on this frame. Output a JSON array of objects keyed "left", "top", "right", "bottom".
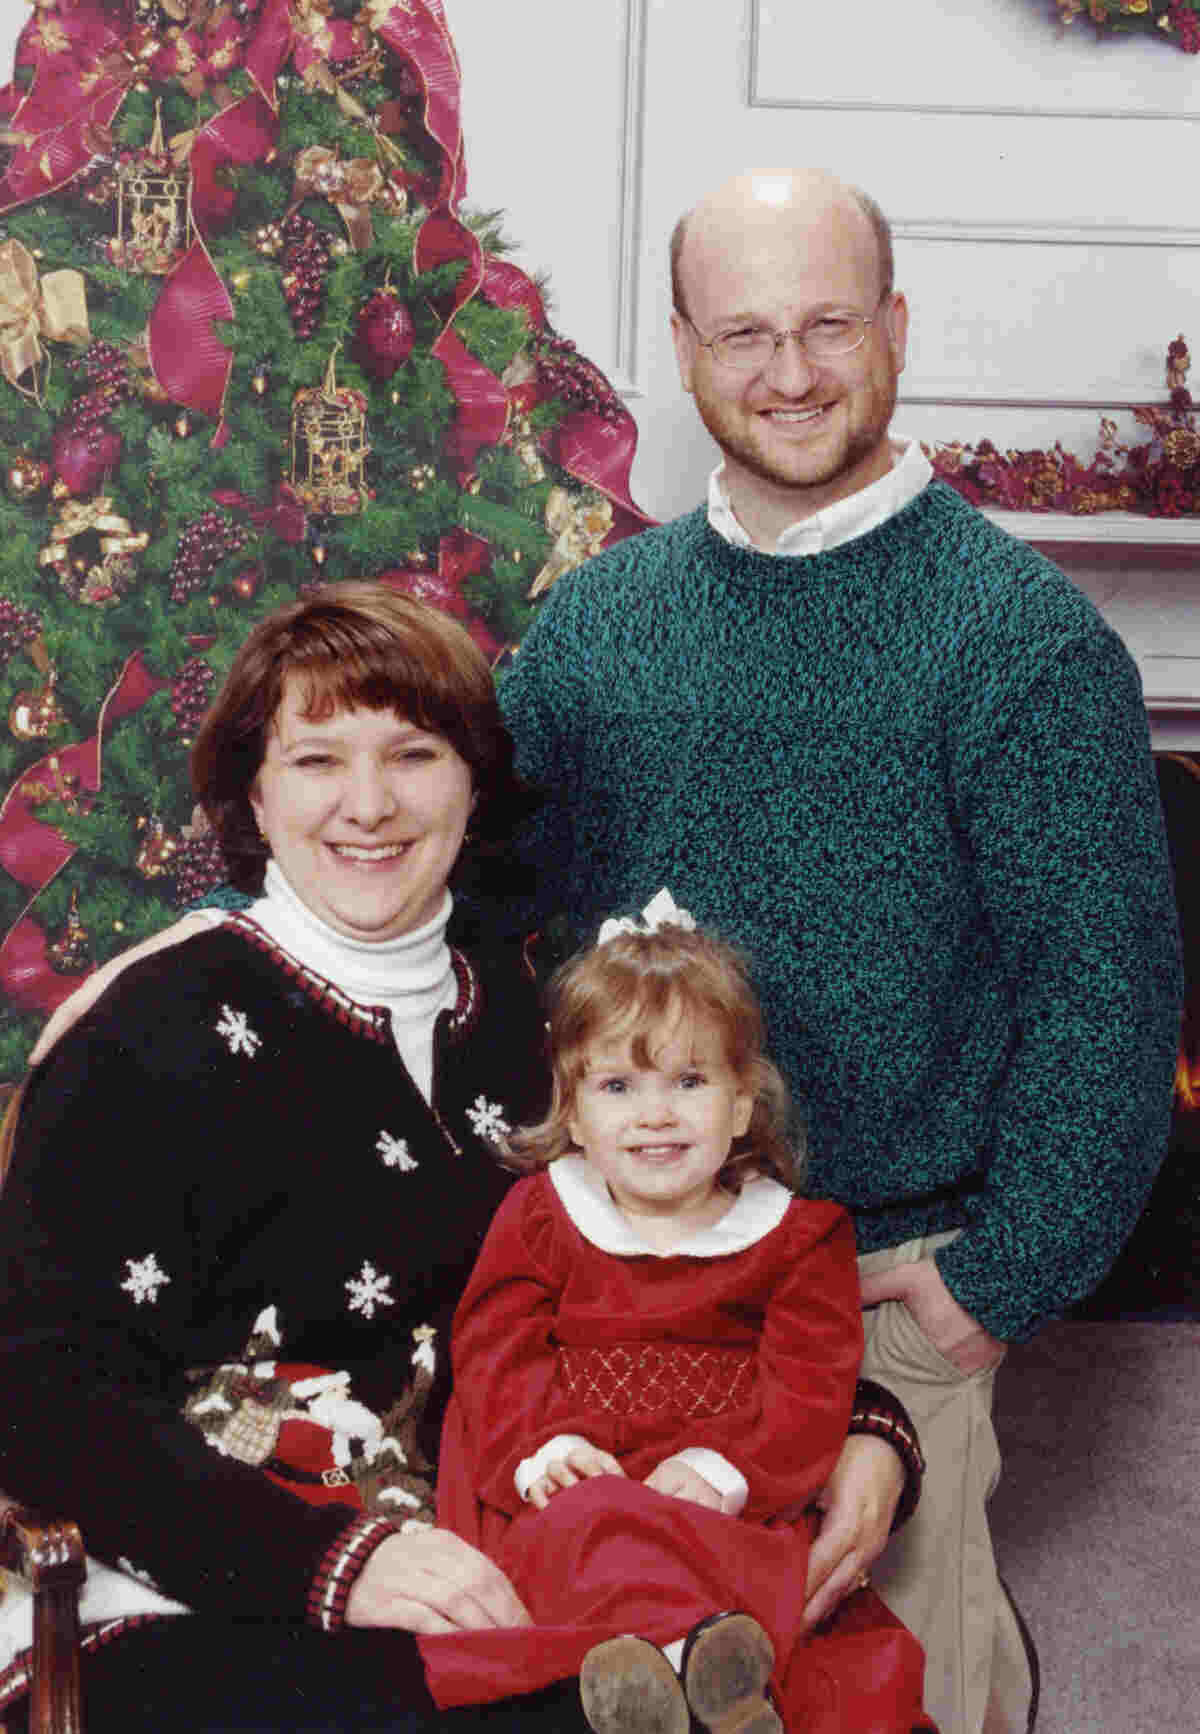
[
  {"left": 848, "top": 1377, "right": 926, "bottom": 1531},
  {"left": 306, "top": 1514, "right": 399, "bottom": 1633}
]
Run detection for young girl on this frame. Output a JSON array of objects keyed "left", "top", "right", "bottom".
[{"left": 418, "top": 893, "right": 933, "bottom": 1734}]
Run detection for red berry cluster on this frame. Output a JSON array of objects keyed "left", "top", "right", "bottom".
[
  {"left": 170, "top": 655, "right": 216, "bottom": 740},
  {"left": 280, "top": 213, "right": 333, "bottom": 340},
  {"left": 168, "top": 514, "right": 253, "bottom": 603},
  {"left": 1169, "top": 2, "right": 1200, "bottom": 51},
  {"left": 1150, "top": 470, "right": 1197, "bottom": 517},
  {"left": 0, "top": 594, "right": 42, "bottom": 663},
  {"left": 532, "top": 333, "right": 625, "bottom": 423},
  {"left": 171, "top": 832, "right": 228, "bottom": 907},
  {"left": 63, "top": 340, "right": 132, "bottom": 438}
]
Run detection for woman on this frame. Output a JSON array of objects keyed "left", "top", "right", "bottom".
[{"left": 0, "top": 584, "right": 920, "bottom": 1732}]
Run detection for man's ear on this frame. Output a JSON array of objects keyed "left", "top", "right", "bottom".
[
  {"left": 885, "top": 291, "right": 909, "bottom": 377},
  {"left": 670, "top": 311, "right": 697, "bottom": 395}
]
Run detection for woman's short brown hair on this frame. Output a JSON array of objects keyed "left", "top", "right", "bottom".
[
  {"left": 508, "top": 922, "right": 801, "bottom": 1189},
  {"left": 191, "top": 581, "right": 528, "bottom": 892}
]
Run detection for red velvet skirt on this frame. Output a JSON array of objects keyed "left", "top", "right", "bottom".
[{"left": 418, "top": 1477, "right": 933, "bottom": 1731}]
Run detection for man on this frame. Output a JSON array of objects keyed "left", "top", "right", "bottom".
[{"left": 492, "top": 169, "right": 1183, "bottom": 1734}]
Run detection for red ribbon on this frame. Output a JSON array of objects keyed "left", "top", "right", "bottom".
[
  {"left": 415, "top": 209, "right": 484, "bottom": 318},
  {"left": 481, "top": 256, "right": 548, "bottom": 332},
  {"left": 433, "top": 328, "right": 510, "bottom": 475},
  {"left": 0, "top": 651, "right": 169, "bottom": 1013},
  {"left": 373, "top": 0, "right": 466, "bottom": 207},
  {"left": 244, "top": 0, "right": 296, "bottom": 107},
  {"left": 148, "top": 239, "right": 236, "bottom": 446},
  {"left": 551, "top": 409, "right": 654, "bottom": 531},
  {"left": 188, "top": 91, "right": 281, "bottom": 236},
  {"left": 211, "top": 482, "right": 308, "bottom": 545},
  {"left": 0, "top": 2, "right": 130, "bottom": 212}
]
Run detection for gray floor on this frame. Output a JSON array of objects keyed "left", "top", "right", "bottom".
[{"left": 989, "top": 1319, "right": 1200, "bottom": 1733}]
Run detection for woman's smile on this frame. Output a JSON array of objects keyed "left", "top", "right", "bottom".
[{"left": 250, "top": 679, "right": 475, "bottom": 943}]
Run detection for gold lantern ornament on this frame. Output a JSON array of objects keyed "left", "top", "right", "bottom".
[
  {"left": 109, "top": 102, "right": 192, "bottom": 276},
  {"left": 290, "top": 347, "right": 370, "bottom": 516}
]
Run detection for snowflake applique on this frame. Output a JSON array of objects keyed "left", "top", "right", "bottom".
[
  {"left": 346, "top": 1261, "right": 394, "bottom": 1320},
  {"left": 121, "top": 1252, "right": 171, "bottom": 1306},
  {"left": 465, "top": 1095, "right": 510, "bottom": 1144},
  {"left": 376, "top": 1131, "right": 418, "bottom": 1172},
  {"left": 117, "top": 1557, "right": 163, "bottom": 1591},
  {"left": 216, "top": 1004, "right": 262, "bottom": 1058}
]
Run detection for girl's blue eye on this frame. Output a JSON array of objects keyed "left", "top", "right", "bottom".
[{"left": 680, "top": 1072, "right": 706, "bottom": 1089}]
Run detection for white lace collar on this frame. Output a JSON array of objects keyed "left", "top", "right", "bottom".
[{"left": 548, "top": 1155, "right": 791, "bottom": 1259}]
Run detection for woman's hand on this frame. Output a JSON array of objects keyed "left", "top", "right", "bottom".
[
  {"left": 29, "top": 915, "right": 210, "bottom": 1065},
  {"left": 344, "top": 1527, "right": 532, "bottom": 1634},
  {"left": 526, "top": 1444, "right": 625, "bottom": 1509},
  {"left": 643, "top": 1456, "right": 724, "bottom": 1511},
  {"left": 802, "top": 1434, "right": 904, "bottom": 1630}
]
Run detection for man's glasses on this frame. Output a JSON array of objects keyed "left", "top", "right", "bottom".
[{"left": 681, "top": 296, "right": 889, "bottom": 372}]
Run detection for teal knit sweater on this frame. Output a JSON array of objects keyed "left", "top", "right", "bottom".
[{"left": 496, "top": 482, "right": 1183, "bottom": 1341}]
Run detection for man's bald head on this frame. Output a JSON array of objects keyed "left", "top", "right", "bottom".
[{"left": 670, "top": 170, "right": 893, "bottom": 323}]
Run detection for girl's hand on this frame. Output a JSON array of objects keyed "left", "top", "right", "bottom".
[
  {"left": 643, "top": 1456, "right": 724, "bottom": 1510},
  {"left": 526, "top": 1444, "right": 625, "bottom": 1509},
  {"left": 345, "top": 1527, "right": 532, "bottom": 1633}
]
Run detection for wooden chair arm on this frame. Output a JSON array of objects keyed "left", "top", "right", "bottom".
[{"left": 1, "top": 1503, "right": 86, "bottom": 1734}]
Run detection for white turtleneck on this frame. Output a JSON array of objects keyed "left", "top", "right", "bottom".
[{"left": 233, "top": 860, "right": 458, "bottom": 1102}]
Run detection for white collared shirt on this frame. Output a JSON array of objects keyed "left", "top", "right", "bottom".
[{"left": 707, "top": 438, "right": 933, "bottom": 557}]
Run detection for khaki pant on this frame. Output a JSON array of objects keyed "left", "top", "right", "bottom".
[{"left": 858, "top": 1233, "right": 1032, "bottom": 1734}]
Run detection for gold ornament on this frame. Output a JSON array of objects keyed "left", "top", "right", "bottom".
[
  {"left": 6, "top": 451, "right": 49, "bottom": 498},
  {"left": 110, "top": 104, "right": 192, "bottom": 276},
  {"left": 47, "top": 891, "right": 92, "bottom": 975},
  {"left": 135, "top": 814, "right": 178, "bottom": 878},
  {"left": 529, "top": 487, "right": 615, "bottom": 598},
  {"left": 291, "top": 347, "right": 369, "bottom": 515},
  {"left": 173, "top": 409, "right": 192, "bottom": 438},
  {"left": 9, "top": 667, "right": 66, "bottom": 741},
  {"left": 19, "top": 752, "right": 83, "bottom": 816},
  {"left": 39, "top": 494, "right": 149, "bottom": 605}
]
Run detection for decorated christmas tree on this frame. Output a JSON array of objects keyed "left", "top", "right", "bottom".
[{"left": 0, "top": 0, "right": 650, "bottom": 1083}]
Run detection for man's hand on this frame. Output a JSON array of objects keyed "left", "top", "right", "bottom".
[
  {"left": 344, "top": 1527, "right": 532, "bottom": 1634},
  {"left": 643, "top": 1456, "right": 724, "bottom": 1511},
  {"left": 802, "top": 1434, "right": 904, "bottom": 1629},
  {"left": 29, "top": 914, "right": 209, "bottom": 1065},
  {"left": 526, "top": 1444, "right": 624, "bottom": 1509},
  {"left": 857, "top": 1255, "right": 1006, "bottom": 1375}
]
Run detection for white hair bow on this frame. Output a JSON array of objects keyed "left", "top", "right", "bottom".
[{"left": 596, "top": 888, "right": 697, "bottom": 946}]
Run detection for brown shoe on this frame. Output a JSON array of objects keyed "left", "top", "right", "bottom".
[
  {"left": 680, "top": 1612, "right": 782, "bottom": 1734},
  {"left": 579, "top": 1635, "right": 691, "bottom": 1734}
]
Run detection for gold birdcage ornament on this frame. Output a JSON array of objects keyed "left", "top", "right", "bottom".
[
  {"left": 290, "top": 347, "right": 370, "bottom": 516},
  {"left": 108, "top": 103, "right": 192, "bottom": 276}
]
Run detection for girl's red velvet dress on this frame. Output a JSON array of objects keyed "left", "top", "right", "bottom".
[{"left": 419, "top": 1160, "right": 933, "bottom": 1732}]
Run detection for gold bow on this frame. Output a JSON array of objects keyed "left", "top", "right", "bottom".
[
  {"left": 292, "top": 146, "right": 386, "bottom": 251},
  {"left": 0, "top": 240, "right": 90, "bottom": 402}
]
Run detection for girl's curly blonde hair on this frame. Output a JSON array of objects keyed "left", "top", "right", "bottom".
[{"left": 508, "top": 923, "right": 801, "bottom": 1190}]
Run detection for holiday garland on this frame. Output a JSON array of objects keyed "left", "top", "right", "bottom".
[
  {"left": 0, "top": 0, "right": 653, "bottom": 1080},
  {"left": 1053, "top": 0, "right": 1200, "bottom": 52},
  {"left": 927, "top": 336, "right": 1200, "bottom": 517}
]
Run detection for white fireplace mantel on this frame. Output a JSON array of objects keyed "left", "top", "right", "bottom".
[{"left": 984, "top": 510, "right": 1200, "bottom": 750}]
